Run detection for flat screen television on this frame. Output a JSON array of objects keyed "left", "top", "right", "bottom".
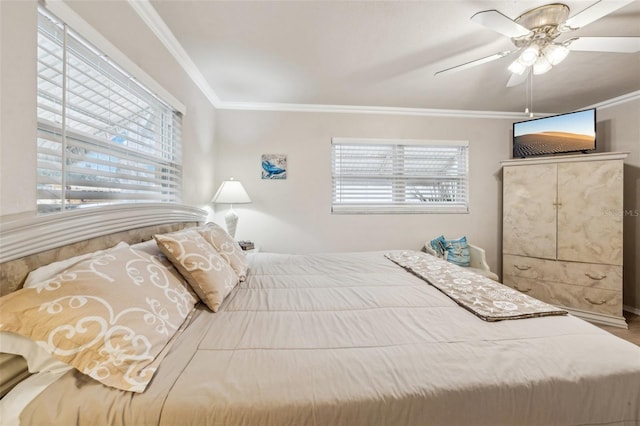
[{"left": 512, "top": 108, "right": 596, "bottom": 158}]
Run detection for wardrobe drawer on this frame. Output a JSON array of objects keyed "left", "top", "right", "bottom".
[
  {"left": 503, "top": 276, "right": 622, "bottom": 317},
  {"left": 502, "top": 255, "right": 621, "bottom": 292}
]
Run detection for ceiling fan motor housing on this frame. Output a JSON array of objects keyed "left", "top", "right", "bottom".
[{"left": 512, "top": 3, "right": 570, "bottom": 47}]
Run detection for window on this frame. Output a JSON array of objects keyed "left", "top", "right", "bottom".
[
  {"left": 331, "top": 138, "right": 469, "bottom": 214},
  {"left": 37, "top": 8, "right": 182, "bottom": 213}
]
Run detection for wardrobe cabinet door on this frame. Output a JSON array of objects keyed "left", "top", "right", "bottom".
[
  {"left": 557, "top": 160, "right": 623, "bottom": 265},
  {"left": 503, "top": 164, "right": 557, "bottom": 259}
]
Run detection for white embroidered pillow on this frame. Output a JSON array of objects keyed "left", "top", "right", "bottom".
[
  {"left": 155, "top": 229, "right": 239, "bottom": 312},
  {"left": 0, "top": 243, "right": 197, "bottom": 393},
  {"left": 198, "top": 222, "right": 249, "bottom": 281},
  {"left": 24, "top": 241, "right": 129, "bottom": 288}
]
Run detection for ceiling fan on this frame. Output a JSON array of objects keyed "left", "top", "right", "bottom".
[{"left": 435, "top": 0, "right": 640, "bottom": 87}]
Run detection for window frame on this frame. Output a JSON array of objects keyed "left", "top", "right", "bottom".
[
  {"left": 36, "top": 6, "right": 183, "bottom": 214},
  {"left": 331, "top": 138, "right": 469, "bottom": 214}
]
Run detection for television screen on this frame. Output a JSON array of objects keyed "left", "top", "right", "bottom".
[{"left": 512, "top": 108, "right": 596, "bottom": 158}]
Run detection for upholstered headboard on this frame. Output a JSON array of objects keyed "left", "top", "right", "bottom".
[
  {"left": 0, "top": 204, "right": 207, "bottom": 295},
  {"left": 0, "top": 203, "right": 207, "bottom": 397}
]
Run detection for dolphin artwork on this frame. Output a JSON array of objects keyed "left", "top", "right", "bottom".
[{"left": 261, "top": 157, "right": 287, "bottom": 179}]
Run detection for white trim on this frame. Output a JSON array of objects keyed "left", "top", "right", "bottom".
[
  {"left": 501, "top": 151, "right": 629, "bottom": 166},
  {"left": 126, "top": 0, "right": 222, "bottom": 109},
  {"left": 0, "top": 204, "right": 206, "bottom": 263},
  {"left": 563, "top": 306, "right": 628, "bottom": 329},
  {"left": 219, "top": 101, "right": 530, "bottom": 119},
  {"left": 624, "top": 305, "right": 640, "bottom": 316},
  {"left": 583, "top": 90, "right": 640, "bottom": 111},
  {"left": 44, "top": 0, "right": 186, "bottom": 114},
  {"left": 332, "top": 205, "right": 469, "bottom": 215}
]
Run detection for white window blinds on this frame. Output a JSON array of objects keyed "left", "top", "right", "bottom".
[
  {"left": 331, "top": 138, "right": 469, "bottom": 214},
  {"left": 37, "top": 8, "right": 182, "bottom": 213}
]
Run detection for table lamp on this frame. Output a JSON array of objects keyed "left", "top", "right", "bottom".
[{"left": 211, "top": 178, "right": 251, "bottom": 238}]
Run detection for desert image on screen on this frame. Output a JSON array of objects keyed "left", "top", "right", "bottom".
[{"left": 513, "top": 110, "right": 595, "bottom": 158}]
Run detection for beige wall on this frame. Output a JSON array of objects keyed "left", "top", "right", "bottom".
[
  {"left": 596, "top": 98, "right": 640, "bottom": 311},
  {"left": 0, "top": 0, "right": 217, "bottom": 218},
  {"left": 0, "top": 0, "right": 38, "bottom": 216},
  {"left": 213, "top": 109, "right": 513, "bottom": 274},
  {"left": 214, "top": 104, "right": 640, "bottom": 310}
]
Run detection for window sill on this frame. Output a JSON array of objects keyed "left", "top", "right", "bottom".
[{"left": 331, "top": 205, "right": 469, "bottom": 214}]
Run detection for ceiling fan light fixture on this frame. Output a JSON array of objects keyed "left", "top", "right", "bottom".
[
  {"left": 518, "top": 45, "right": 540, "bottom": 66},
  {"left": 533, "top": 56, "right": 552, "bottom": 75},
  {"left": 543, "top": 43, "right": 570, "bottom": 65},
  {"left": 441, "top": 2, "right": 638, "bottom": 84},
  {"left": 508, "top": 59, "right": 528, "bottom": 75}
]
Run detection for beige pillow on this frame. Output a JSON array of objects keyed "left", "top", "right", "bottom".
[
  {"left": 155, "top": 229, "right": 239, "bottom": 312},
  {"left": 130, "top": 239, "right": 200, "bottom": 302},
  {"left": 198, "top": 222, "right": 249, "bottom": 281},
  {"left": 0, "top": 243, "right": 197, "bottom": 393}
]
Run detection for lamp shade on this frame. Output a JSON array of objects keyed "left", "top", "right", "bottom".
[
  {"left": 533, "top": 56, "right": 552, "bottom": 75},
  {"left": 543, "top": 43, "right": 570, "bottom": 66},
  {"left": 211, "top": 179, "right": 251, "bottom": 238},
  {"left": 211, "top": 179, "right": 251, "bottom": 204},
  {"left": 518, "top": 45, "right": 540, "bottom": 66},
  {"left": 508, "top": 59, "right": 527, "bottom": 75}
]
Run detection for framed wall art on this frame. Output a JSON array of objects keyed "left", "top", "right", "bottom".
[{"left": 261, "top": 154, "right": 287, "bottom": 180}]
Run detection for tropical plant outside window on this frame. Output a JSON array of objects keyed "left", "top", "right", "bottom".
[
  {"left": 331, "top": 138, "right": 469, "bottom": 214},
  {"left": 37, "top": 7, "right": 182, "bottom": 213}
]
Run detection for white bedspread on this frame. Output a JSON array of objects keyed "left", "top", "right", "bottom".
[{"left": 15, "top": 252, "right": 640, "bottom": 425}]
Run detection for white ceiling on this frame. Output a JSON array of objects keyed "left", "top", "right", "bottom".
[{"left": 147, "top": 0, "right": 640, "bottom": 114}]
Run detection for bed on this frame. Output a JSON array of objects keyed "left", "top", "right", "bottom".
[{"left": 1, "top": 207, "right": 639, "bottom": 426}]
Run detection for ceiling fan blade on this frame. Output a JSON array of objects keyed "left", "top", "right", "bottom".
[
  {"left": 506, "top": 69, "right": 530, "bottom": 88},
  {"left": 471, "top": 10, "right": 532, "bottom": 38},
  {"left": 567, "top": 36, "right": 640, "bottom": 52},
  {"left": 435, "top": 51, "right": 513, "bottom": 76},
  {"left": 562, "top": 0, "right": 635, "bottom": 31}
]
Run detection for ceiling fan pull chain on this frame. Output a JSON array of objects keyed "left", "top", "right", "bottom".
[
  {"left": 524, "top": 71, "right": 533, "bottom": 117},
  {"left": 528, "top": 73, "right": 534, "bottom": 117}
]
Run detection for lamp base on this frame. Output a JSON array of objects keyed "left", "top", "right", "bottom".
[{"left": 224, "top": 207, "right": 239, "bottom": 239}]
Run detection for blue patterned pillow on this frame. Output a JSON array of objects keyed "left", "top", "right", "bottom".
[
  {"left": 443, "top": 236, "right": 471, "bottom": 267},
  {"left": 429, "top": 235, "right": 447, "bottom": 258}
]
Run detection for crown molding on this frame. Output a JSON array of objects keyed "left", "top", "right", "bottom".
[
  {"left": 583, "top": 90, "right": 640, "bottom": 110},
  {"left": 218, "top": 101, "right": 530, "bottom": 119},
  {"left": 130, "top": 0, "right": 640, "bottom": 119},
  {"left": 127, "top": 0, "right": 223, "bottom": 109}
]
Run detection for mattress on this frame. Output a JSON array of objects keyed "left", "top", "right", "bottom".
[{"left": 12, "top": 252, "right": 640, "bottom": 425}]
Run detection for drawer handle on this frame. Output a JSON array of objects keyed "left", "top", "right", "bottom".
[
  {"left": 514, "top": 283, "right": 531, "bottom": 293},
  {"left": 584, "top": 297, "right": 607, "bottom": 306},
  {"left": 514, "top": 264, "right": 531, "bottom": 271},
  {"left": 585, "top": 272, "right": 607, "bottom": 280}
]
